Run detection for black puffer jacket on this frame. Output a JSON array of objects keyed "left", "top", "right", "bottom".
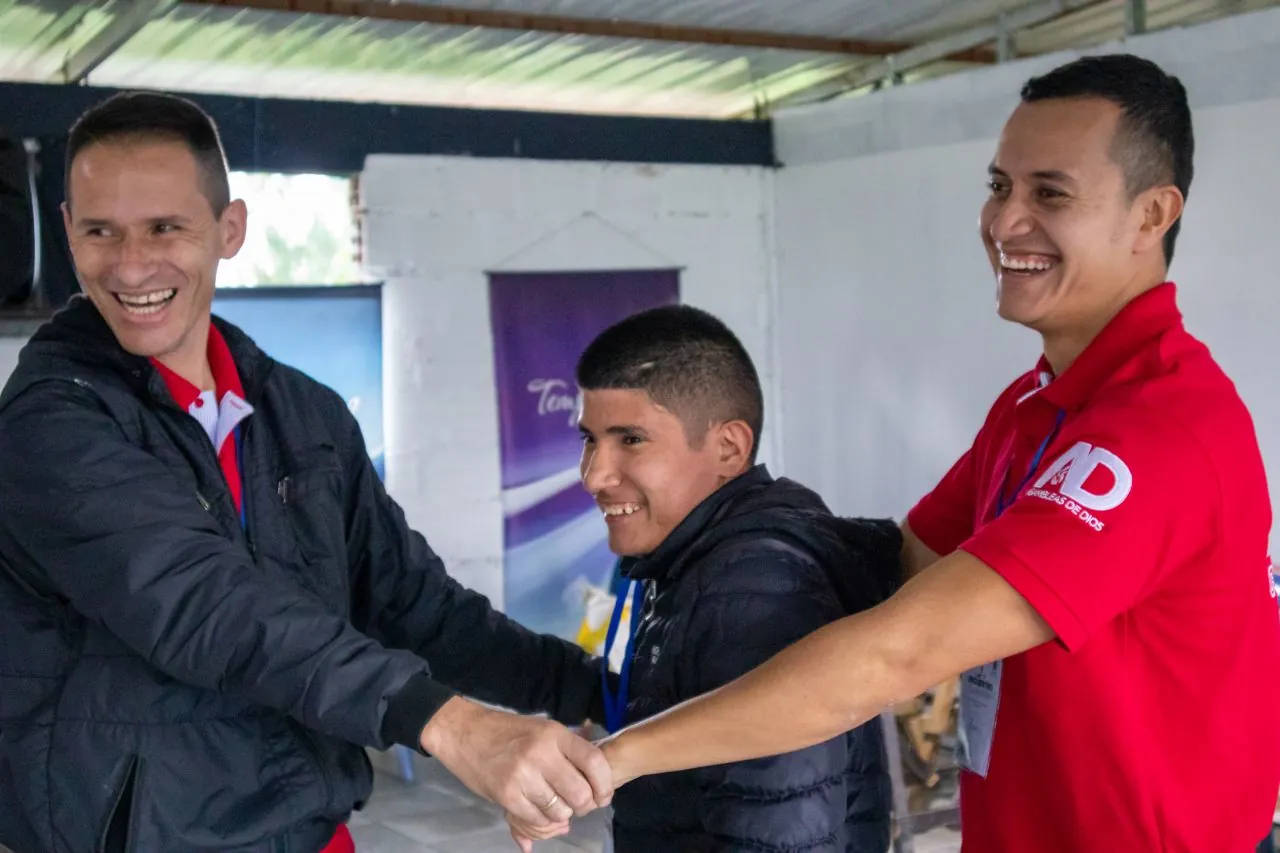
[
  {"left": 0, "top": 297, "right": 602, "bottom": 853},
  {"left": 611, "top": 466, "right": 900, "bottom": 853}
]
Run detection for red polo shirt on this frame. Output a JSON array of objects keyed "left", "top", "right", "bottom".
[
  {"left": 151, "top": 325, "right": 357, "bottom": 853},
  {"left": 150, "top": 324, "right": 252, "bottom": 513},
  {"left": 908, "top": 283, "right": 1280, "bottom": 852}
]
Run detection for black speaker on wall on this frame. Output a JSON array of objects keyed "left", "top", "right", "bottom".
[
  {"left": 0, "top": 130, "right": 35, "bottom": 306},
  {"left": 0, "top": 130, "right": 78, "bottom": 314}
]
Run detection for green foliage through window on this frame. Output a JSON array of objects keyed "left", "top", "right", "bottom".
[{"left": 218, "top": 172, "right": 361, "bottom": 287}]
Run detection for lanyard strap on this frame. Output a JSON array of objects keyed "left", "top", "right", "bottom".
[
  {"left": 996, "top": 409, "right": 1066, "bottom": 518},
  {"left": 600, "top": 579, "right": 645, "bottom": 734}
]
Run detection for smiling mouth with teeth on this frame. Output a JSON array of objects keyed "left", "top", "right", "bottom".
[
  {"left": 115, "top": 289, "right": 178, "bottom": 316},
  {"left": 600, "top": 503, "right": 643, "bottom": 518},
  {"left": 1000, "top": 253, "right": 1058, "bottom": 274}
]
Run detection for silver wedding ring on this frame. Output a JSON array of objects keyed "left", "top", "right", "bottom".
[{"left": 540, "top": 793, "right": 561, "bottom": 811}]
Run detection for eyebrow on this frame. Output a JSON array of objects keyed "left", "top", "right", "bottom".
[
  {"left": 578, "top": 424, "right": 648, "bottom": 437},
  {"left": 72, "top": 214, "right": 193, "bottom": 228},
  {"left": 989, "top": 164, "right": 1076, "bottom": 185}
]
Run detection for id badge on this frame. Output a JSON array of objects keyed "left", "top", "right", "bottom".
[{"left": 957, "top": 659, "right": 1003, "bottom": 777}]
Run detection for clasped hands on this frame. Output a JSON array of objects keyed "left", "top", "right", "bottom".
[{"left": 420, "top": 698, "right": 629, "bottom": 852}]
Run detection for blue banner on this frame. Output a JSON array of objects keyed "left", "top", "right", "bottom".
[{"left": 213, "top": 284, "right": 384, "bottom": 480}]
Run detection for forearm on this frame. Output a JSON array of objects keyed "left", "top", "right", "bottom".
[
  {"left": 604, "top": 551, "right": 1054, "bottom": 782},
  {"left": 412, "top": 575, "right": 599, "bottom": 722},
  {"left": 348, "top": 453, "right": 599, "bottom": 724},
  {"left": 605, "top": 604, "right": 916, "bottom": 781}
]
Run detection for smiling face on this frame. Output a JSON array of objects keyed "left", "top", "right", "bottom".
[
  {"left": 578, "top": 388, "right": 751, "bottom": 557},
  {"left": 979, "top": 97, "right": 1177, "bottom": 347},
  {"left": 63, "top": 139, "right": 246, "bottom": 376}
]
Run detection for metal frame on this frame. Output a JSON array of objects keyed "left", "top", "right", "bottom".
[
  {"left": 56, "top": 0, "right": 179, "bottom": 83},
  {"left": 178, "top": 0, "right": 997, "bottom": 62},
  {"left": 771, "top": 0, "right": 1106, "bottom": 111},
  {"left": 1125, "top": 0, "right": 1148, "bottom": 36}
]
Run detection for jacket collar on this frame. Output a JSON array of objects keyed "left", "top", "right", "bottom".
[
  {"left": 25, "top": 295, "right": 273, "bottom": 407},
  {"left": 621, "top": 464, "right": 773, "bottom": 583}
]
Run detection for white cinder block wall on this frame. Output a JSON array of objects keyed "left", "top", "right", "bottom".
[
  {"left": 772, "top": 6, "right": 1280, "bottom": 541},
  {"left": 361, "top": 156, "right": 776, "bottom": 606}
]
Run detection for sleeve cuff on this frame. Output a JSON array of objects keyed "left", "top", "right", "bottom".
[
  {"left": 382, "top": 674, "right": 458, "bottom": 751},
  {"left": 960, "top": 538, "right": 1089, "bottom": 652},
  {"left": 905, "top": 502, "right": 953, "bottom": 558}
]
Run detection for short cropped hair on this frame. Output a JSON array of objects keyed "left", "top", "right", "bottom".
[
  {"left": 577, "top": 305, "right": 764, "bottom": 463},
  {"left": 66, "top": 91, "right": 231, "bottom": 215},
  {"left": 1020, "top": 53, "right": 1194, "bottom": 265}
]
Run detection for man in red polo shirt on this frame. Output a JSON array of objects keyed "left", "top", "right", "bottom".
[{"left": 554, "top": 53, "right": 1280, "bottom": 853}]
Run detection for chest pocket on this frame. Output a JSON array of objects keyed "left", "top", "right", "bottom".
[{"left": 273, "top": 442, "right": 350, "bottom": 607}]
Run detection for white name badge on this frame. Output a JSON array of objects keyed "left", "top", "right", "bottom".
[{"left": 957, "top": 659, "right": 1003, "bottom": 778}]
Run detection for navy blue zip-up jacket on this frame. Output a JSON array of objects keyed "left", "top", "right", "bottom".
[
  {"left": 610, "top": 465, "right": 901, "bottom": 853},
  {"left": 0, "top": 297, "right": 603, "bottom": 853}
]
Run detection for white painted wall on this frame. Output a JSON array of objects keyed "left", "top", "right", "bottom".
[
  {"left": 771, "top": 6, "right": 1280, "bottom": 536},
  {"left": 361, "top": 156, "right": 776, "bottom": 606},
  {"left": 0, "top": 337, "right": 24, "bottom": 387}
]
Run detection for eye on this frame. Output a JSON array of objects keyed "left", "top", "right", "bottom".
[
  {"left": 986, "top": 179, "right": 1009, "bottom": 196},
  {"left": 1036, "top": 187, "right": 1066, "bottom": 201},
  {"left": 621, "top": 434, "right": 644, "bottom": 446},
  {"left": 153, "top": 223, "right": 179, "bottom": 234},
  {"left": 579, "top": 433, "right": 595, "bottom": 445}
]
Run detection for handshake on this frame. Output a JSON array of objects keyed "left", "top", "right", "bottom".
[{"left": 420, "top": 697, "right": 634, "bottom": 851}]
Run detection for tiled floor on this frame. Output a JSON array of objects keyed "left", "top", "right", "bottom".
[{"left": 354, "top": 749, "right": 962, "bottom": 853}]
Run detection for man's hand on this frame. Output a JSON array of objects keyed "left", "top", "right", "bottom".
[
  {"left": 420, "top": 696, "right": 613, "bottom": 831},
  {"left": 506, "top": 812, "right": 571, "bottom": 853}
]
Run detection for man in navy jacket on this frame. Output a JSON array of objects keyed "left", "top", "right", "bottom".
[{"left": 517, "top": 304, "right": 898, "bottom": 852}]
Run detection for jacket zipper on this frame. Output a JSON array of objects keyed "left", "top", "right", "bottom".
[
  {"left": 97, "top": 755, "right": 140, "bottom": 853},
  {"left": 178, "top": 414, "right": 253, "bottom": 557},
  {"left": 237, "top": 420, "right": 256, "bottom": 558}
]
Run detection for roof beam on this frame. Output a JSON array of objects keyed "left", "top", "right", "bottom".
[
  {"left": 56, "top": 0, "right": 179, "bottom": 83},
  {"left": 769, "top": 0, "right": 1106, "bottom": 112},
  {"left": 1125, "top": 0, "right": 1147, "bottom": 36},
  {"left": 177, "top": 0, "right": 997, "bottom": 62}
]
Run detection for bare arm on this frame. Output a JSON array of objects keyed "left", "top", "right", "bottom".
[
  {"left": 601, "top": 549, "right": 1052, "bottom": 784},
  {"left": 900, "top": 519, "right": 943, "bottom": 581}
]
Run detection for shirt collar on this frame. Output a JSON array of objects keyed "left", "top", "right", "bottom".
[
  {"left": 1033, "top": 281, "right": 1183, "bottom": 412},
  {"left": 151, "top": 323, "right": 248, "bottom": 410}
]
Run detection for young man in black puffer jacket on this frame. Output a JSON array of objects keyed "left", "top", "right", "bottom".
[{"left": 514, "top": 304, "right": 899, "bottom": 852}]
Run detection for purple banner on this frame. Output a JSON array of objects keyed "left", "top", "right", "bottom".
[{"left": 489, "top": 269, "right": 679, "bottom": 639}]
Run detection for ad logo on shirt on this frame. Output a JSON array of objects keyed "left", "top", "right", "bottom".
[{"left": 1026, "top": 441, "right": 1133, "bottom": 531}]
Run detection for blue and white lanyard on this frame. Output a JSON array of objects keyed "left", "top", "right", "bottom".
[{"left": 600, "top": 579, "right": 645, "bottom": 734}]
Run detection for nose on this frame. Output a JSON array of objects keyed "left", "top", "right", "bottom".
[
  {"left": 111, "top": 232, "right": 160, "bottom": 287},
  {"left": 984, "top": 190, "right": 1036, "bottom": 246},
  {"left": 580, "top": 441, "right": 621, "bottom": 496}
]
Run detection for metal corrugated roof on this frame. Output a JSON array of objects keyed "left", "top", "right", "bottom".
[
  {"left": 0, "top": 0, "right": 1275, "bottom": 118},
  {"left": 1017, "top": 0, "right": 1275, "bottom": 55}
]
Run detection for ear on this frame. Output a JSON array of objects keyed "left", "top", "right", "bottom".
[
  {"left": 61, "top": 201, "right": 72, "bottom": 236},
  {"left": 218, "top": 199, "right": 249, "bottom": 260},
  {"left": 713, "top": 419, "right": 755, "bottom": 477},
  {"left": 1132, "top": 185, "right": 1184, "bottom": 256}
]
